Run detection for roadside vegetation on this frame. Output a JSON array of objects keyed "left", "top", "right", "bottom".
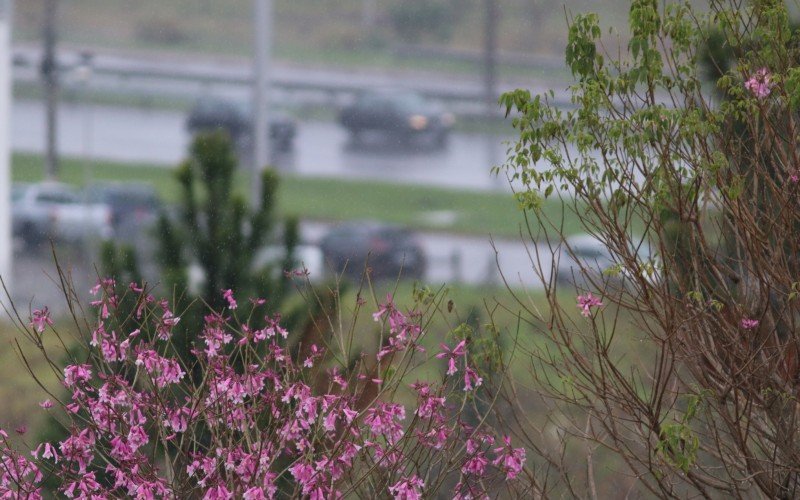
[{"left": 13, "top": 0, "right": 654, "bottom": 82}]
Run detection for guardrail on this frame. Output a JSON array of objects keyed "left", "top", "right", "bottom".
[{"left": 12, "top": 48, "right": 573, "bottom": 115}]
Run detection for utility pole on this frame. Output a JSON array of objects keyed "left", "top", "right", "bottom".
[
  {"left": 483, "top": 0, "right": 498, "bottom": 116},
  {"left": 41, "top": 0, "right": 58, "bottom": 179},
  {"left": 252, "top": 0, "right": 272, "bottom": 207},
  {"left": 0, "top": 0, "right": 12, "bottom": 301}
]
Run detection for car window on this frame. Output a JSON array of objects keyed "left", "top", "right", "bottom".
[
  {"left": 394, "top": 93, "right": 426, "bottom": 113},
  {"left": 358, "top": 95, "right": 393, "bottom": 110},
  {"left": 36, "top": 190, "right": 77, "bottom": 204},
  {"left": 573, "top": 247, "right": 608, "bottom": 260}
]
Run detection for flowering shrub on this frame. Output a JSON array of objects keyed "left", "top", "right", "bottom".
[
  {"left": 1, "top": 281, "right": 530, "bottom": 498},
  {"left": 497, "top": 0, "right": 800, "bottom": 496}
]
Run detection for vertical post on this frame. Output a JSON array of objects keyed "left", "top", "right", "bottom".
[
  {"left": 483, "top": 0, "right": 498, "bottom": 115},
  {"left": 252, "top": 0, "right": 272, "bottom": 207},
  {"left": 42, "top": 0, "right": 58, "bottom": 179},
  {"left": 0, "top": 0, "right": 12, "bottom": 302}
]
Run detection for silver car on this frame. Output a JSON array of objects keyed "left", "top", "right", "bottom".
[
  {"left": 12, "top": 182, "right": 113, "bottom": 249},
  {"left": 556, "top": 234, "right": 658, "bottom": 288}
]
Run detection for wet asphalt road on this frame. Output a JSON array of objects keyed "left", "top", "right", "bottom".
[{"left": 12, "top": 99, "right": 516, "bottom": 192}]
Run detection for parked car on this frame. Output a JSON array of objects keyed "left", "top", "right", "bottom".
[
  {"left": 556, "top": 234, "right": 658, "bottom": 288},
  {"left": 83, "top": 182, "right": 162, "bottom": 242},
  {"left": 186, "top": 245, "right": 324, "bottom": 294},
  {"left": 338, "top": 89, "right": 454, "bottom": 148},
  {"left": 12, "top": 182, "right": 113, "bottom": 248},
  {"left": 186, "top": 97, "right": 297, "bottom": 152},
  {"left": 319, "top": 222, "right": 426, "bottom": 280}
]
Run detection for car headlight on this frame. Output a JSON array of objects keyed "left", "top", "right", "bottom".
[
  {"left": 440, "top": 112, "right": 455, "bottom": 127},
  {"left": 408, "top": 115, "right": 428, "bottom": 130}
]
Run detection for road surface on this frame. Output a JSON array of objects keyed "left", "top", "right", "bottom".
[{"left": 12, "top": 98, "right": 517, "bottom": 192}]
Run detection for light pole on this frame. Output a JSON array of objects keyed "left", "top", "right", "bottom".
[
  {"left": 41, "top": 0, "right": 58, "bottom": 179},
  {"left": 252, "top": 0, "right": 273, "bottom": 207},
  {"left": 76, "top": 52, "right": 94, "bottom": 261},
  {"left": 483, "top": 0, "right": 498, "bottom": 116},
  {"left": 0, "top": 0, "right": 12, "bottom": 303}
]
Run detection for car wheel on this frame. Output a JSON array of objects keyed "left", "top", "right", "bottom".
[{"left": 21, "top": 222, "right": 43, "bottom": 250}]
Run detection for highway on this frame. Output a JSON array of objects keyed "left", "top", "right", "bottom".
[{"left": 11, "top": 98, "right": 518, "bottom": 192}]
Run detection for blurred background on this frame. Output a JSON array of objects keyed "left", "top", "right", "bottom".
[
  {"left": 4, "top": 0, "right": 641, "bottom": 309},
  {"left": 0, "top": 0, "right": 660, "bottom": 439}
]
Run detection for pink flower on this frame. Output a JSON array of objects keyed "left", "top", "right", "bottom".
[
  {"left": 463, "top": 366, "right": 483, "bottom": 392},
  {"left": 745, "top": 67, "right": 773, "bottom": 98},
  {"left": 205, "top": 484, "right": 233, "bottom": 499},
  {"left": 740, "top": 317, "right": 759, "bottom": 330},
  {"left": 222, "top": 289, "right": 238, "bottom": 310},
  {"left": 436, "top": 340, "right": 466, "bottom": 375},
  {"left": 577, "top": 292, "right": 603, "bottom": 317},
  {"left": 411, "top": 382, "right": 446, "bottom": 418},
  {"left": 388, "top": 475, "right": 424, "bottom": 500},
  {"left": 372, "top": 294, "right": 395, "bottom": 322},
  {"left": 492, "top": 436, "right": 526, "bottom": 480},
  {"left": 34, "top": 442, "right": 59, "bottom": 462},
  {"left": 289, "top": 462, "right": 317, "bottom": 494},
  {"left": 39, "top": 399, "right": 53, "bottom": 409},
  {"left": 243, "top": 487, "right": 267, "bottom": 500},
  {"left": 30, "top": 307, "right": 53, "bottom": 334},
  {"left": 461, "top": 452, "right": 489, "bottom": 476},
  {"left": 63, "top": 364, "right": 92, "bottom": 387},
  {"left": 364, "top": 403, "right": 406, "bottom": 444}
]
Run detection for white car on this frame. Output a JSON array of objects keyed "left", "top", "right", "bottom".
[
  {"left": 556, "top": 234, "right": 659, "bottom": 288},
  {"left": 12, "top": 182, "right": 113, "bottom": 249},
  {"left": 187, "top": 244, "right": 325, "bottom": 294}
]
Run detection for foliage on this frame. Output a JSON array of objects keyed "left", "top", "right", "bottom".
[{"left": 492, "top": 0, "right": 800, "bottom": 496}]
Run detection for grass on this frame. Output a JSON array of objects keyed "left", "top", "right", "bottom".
[{"left": 12, "top": 153, "right": 585, "bottom": 239}]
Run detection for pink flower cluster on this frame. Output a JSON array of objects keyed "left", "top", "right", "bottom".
[
  {"left": 740, "top": 317, "right": 759, "bottom": 330},
  {"left": 29, "top": 307, "right": 54, "bottom": 334},
  {"left": 745, "top": 67, "right": 773, "bottom": 99},
  {"left": 1, "top": 283, "right": 529, "bottom": 498},
  {"left": 577, "top": 292, "right": 603, "bottom": 317}
]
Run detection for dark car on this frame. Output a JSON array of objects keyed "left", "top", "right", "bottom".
[
  {"left": 319, "top": 222, "right": 426, "bottom": 281},
  {"left": 338, "top": 90, "right": 454, "bottom": 148},
  {"left": 186, "top": 98, "right": 296, "bottom": 152},
  {"left": 83, "top": 182, "right": 162, "bottom": 242}
]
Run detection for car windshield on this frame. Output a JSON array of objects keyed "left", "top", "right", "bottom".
[{"left": 393, "top": 93, "right": 428, "bottom": 113}]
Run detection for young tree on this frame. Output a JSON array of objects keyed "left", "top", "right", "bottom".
[
  {"left": 159, "top": 131, "right": 295, "bottom": 307},
  {"left": 492, "top": 0, "right": 800, "bottom": 496},
  {"left": 156, "top": 131, "right": 300, "bottom": 359}
]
